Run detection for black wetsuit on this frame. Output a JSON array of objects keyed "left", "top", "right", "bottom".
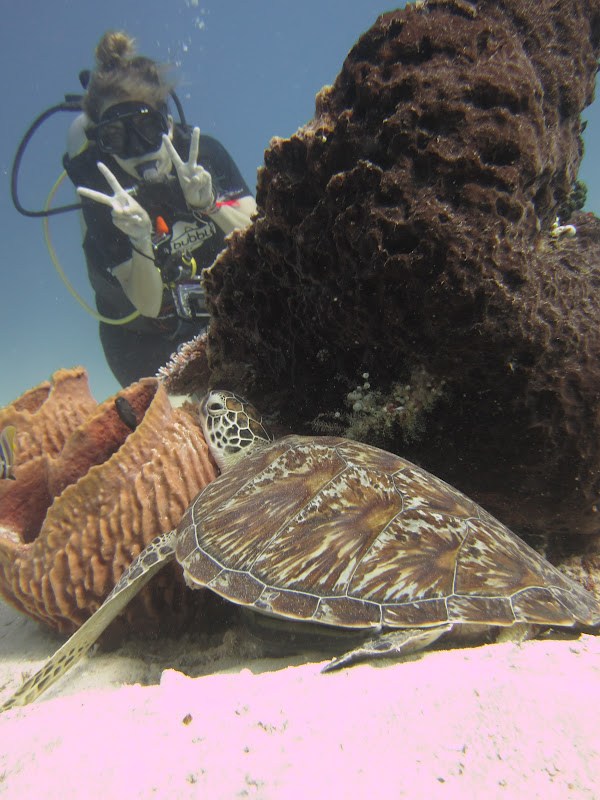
[{"left": 64, "top": 125, "right": 251, "bottom": 386}]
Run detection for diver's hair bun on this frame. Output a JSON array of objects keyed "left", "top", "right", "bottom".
[
  {"left": 84, "top": 29, "right": 173, "bottom": 122},
  {"left": 95, "top": 31, "right": 137, "bottom": 71}
]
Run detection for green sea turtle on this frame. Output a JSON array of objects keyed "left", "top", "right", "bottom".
[{"left": 2, "top": 389, "right": 599, "bottom": 709}]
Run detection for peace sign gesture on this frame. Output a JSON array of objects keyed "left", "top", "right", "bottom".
[
  {"left": 163, "top": 126, "right": 215, "bottom": 211},
  {"left": 77, "top": 162, "right": 152, "bottom": 244}
]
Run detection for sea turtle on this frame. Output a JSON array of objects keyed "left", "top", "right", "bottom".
[{"left": 2, "top": 389, "right": 599, "bottom": 709}]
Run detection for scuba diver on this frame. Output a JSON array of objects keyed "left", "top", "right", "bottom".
[{"left": 49, "top": 31, "right": 256, "bottom": 386}]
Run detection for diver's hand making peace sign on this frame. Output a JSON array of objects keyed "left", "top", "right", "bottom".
[
  {"left": 77, "top": 162, "right": 153, "bottom": 244},
  {"left": 163, "top": 126, "right": 215, "bottom": 211}
]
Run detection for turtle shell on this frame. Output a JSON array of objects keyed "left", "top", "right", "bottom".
[{"left": 175, "top": 436, "right": 600, "bottom": 632}]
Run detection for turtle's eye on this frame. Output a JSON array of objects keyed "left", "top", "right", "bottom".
[{"left": 206, "top": 401, "right": 225, "bottom": 414}]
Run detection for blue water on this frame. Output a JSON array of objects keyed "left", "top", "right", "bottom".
[{"left": 1, "top": 1, "right": 599, "bottom": 407}]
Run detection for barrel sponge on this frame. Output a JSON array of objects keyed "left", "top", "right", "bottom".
[{"left": 0, "top": 371, "right": 218, "bottom": 633}]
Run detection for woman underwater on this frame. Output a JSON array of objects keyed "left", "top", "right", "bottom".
[{"left": 65, "top": 30, "right": 256, "bottom": 386}]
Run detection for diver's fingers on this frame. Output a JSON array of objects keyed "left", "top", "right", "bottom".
[
  {"left": 188, "top": 127, "right": 200, "bottom": 166},
  {"left": 77, "top": 186, "right": 115, "bottom": 207},
  {"left": 163, "top": 134, "right": 183, "bottom": 170},
  {"left": 96, "top": 162, "right": 128, "bottom": 197}
]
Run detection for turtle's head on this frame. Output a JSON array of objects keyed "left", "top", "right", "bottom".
[{"left": 199, "top": 389, "right": 273, "bottom": 471}]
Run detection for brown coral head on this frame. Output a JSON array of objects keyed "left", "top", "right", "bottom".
[{"left": 0, "top": 374, "right": 217, "bottom": 632}]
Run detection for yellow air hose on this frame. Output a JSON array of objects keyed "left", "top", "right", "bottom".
[{"left": 43, "top": 171, "right": 140, "bottom": 325}]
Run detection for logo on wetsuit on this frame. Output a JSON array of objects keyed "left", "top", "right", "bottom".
[{"left": 170, "top": 219, "right": 216, "bottom": 253}]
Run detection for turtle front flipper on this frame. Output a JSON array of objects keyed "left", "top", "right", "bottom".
[
  {"left": 322, "top": 624, "right": 454, "bottom": 672},
  {"left": 1, "top": 531, "right": 177, "bottom": 711}
]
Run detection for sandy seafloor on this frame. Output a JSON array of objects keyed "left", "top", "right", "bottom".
[{"left": 0, "top": 598, "right": 598, "bottom": 799}]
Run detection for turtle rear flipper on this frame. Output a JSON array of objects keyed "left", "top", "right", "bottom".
[
  {"left": 322, "top": 624, "right": 454, "bottom": 672},
  {"left": 1, "top": 531, "right": 177, "bottom": 710}
]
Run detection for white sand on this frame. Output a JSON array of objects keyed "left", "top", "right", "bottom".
[{"left": 0, "top": 598, "right": 599, "bottom": 799}]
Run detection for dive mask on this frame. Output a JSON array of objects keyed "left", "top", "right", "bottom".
[{"left": 87, "top": 101, "right": 169, "bottom": 159}]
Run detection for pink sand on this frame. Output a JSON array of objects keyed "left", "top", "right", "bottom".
[{"left": 1, "top": 631, "right": 599, "bottom": 799}]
